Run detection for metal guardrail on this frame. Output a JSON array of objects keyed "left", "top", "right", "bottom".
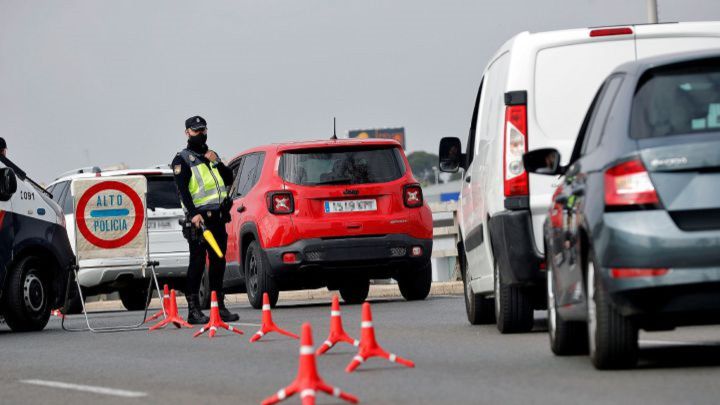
[{"left": 429, "top": 201, "right": 460, "bottom": 281}]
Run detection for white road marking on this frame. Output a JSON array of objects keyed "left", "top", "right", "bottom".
[
  {"left": 640, "top": 339, "right": 720, "bottom": 346},
  {"left": 229, "top": 322, "right": 262, "bottom": 327},
  {"left": 20, "top": 379, "right": 147, "bottom": 398}
]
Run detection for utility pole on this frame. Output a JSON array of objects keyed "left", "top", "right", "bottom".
[{"left": 647, "top": 0, "right": 659, "bottom": 24}]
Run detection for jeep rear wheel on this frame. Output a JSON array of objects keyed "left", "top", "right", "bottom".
[
  {"left": 2, "top": 256, "right": 51, "bottom": 332},
  {"left": 398, "top": 260, "right": 432, "bottom": 301},
  {"left": 339, "top": 280, "right": 370, "bottom": 305},
  {"left": 244, "top": 241, "right": 279, "bottom": 309}
]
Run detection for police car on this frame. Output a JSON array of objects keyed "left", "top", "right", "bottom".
[
  {"left": 0, "top": 155, "right": 74, "bottom": 331},
  {"left": 48, "top": 166, "right": 190, "bottom": 311}
]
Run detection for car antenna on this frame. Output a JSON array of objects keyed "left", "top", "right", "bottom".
[{"left": 331, "top": 117, "right": 338, "bottom": 140}]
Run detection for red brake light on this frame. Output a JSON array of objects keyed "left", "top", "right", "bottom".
[
  {"left": 604, "top": 159, "right": 659, "bottom": 207},
  {"left": 282, "top": 252, "right": 298, "bottom": 263},
  {"left": 267, "top": 191, "right": 294, "bottom": 215},
  {"left": 610, "top": 268, "right": 669, "bottom": 279},
  {"left": 589, "top": 27, "right": 633, "bottom": 37},
  {"left": 403, "top": 184, "right": 423, "bottom": 208},
  {"left": 503, "top": 104, "right": 528, "bottom": 197}
]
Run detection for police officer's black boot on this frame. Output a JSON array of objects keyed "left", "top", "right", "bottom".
[
  {"left": 218, "top": 293, "right": 239, "bottom": 322},
  {"left": 186, "top": 294, "right": 209, "bottom": 325}
]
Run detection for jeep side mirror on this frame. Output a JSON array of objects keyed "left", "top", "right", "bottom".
[
  {"left": 523, "top": 148, "right": 563, "bottom": 176},
  {"left": 0, "top": 167, "right": 17, "bottom": 201},
  {"left": 439, "top": 137, "right": 465, "bottom": 173}
]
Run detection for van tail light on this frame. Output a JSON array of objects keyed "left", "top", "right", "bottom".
[
  {"left": 503, "top": 104, "right": 529, "bottom": 197},
  {"left": 604, "top": 159, "right": 659, "bottom": 208},
  {"left": 403, "top": 184, "right": 423, "bottom": 208},
  {"left": 610, "top": 268, "right": 669, "bottom": 279},
  {"left": 589, "top": 27, "right": 633, "bottom": 37},
  {"left": 267, "top": 191, "right": 294, "bottom": 215}
]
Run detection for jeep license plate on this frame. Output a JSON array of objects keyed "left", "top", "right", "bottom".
[{"left": 324, "top": 199, "right": 377, "bottom": 213}]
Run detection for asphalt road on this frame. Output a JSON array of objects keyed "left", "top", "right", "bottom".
[{"left": 3, "top": 295, "right": 720, "bottom": 404}]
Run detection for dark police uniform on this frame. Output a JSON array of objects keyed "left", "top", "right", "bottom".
[{"left": 171, "top": 116, "right": 237, "bottom": 323}]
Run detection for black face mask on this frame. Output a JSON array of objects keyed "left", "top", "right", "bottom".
[{"left": 189, "top": 133, "right": 207, "bottom": 146}]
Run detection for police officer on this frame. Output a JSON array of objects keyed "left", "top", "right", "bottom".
[
  {"left": 172, "top": 116, "right": 239, "bottom": 324},
  {"left": 0, "top": 137, "right": 7, "bottom": 156}
]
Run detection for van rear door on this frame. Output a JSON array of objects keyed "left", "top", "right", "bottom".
[
  {"left": 635, "top": 22, "right": 720, "bottom": 59},
  {"left": 530, "top": 32, "right": 635, "bottom": 251}
]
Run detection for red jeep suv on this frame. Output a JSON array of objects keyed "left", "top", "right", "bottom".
[{"left": 224, "top": 138, "right": 433, "bottom": 309}]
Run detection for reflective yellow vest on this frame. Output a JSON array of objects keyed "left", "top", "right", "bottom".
[{"left": 178, "top": 150, "right": 228, "bottom": 211}]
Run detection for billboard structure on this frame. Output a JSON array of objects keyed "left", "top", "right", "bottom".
[{"left": 348, "top": 127, "right": 406, "bottom": 149}]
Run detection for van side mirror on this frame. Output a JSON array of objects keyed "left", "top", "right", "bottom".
[
  {"left": 0, "top": 167, "right": 17, "bottom": 201},
  {"left": 439, "top": 137, "right": 465, "bottom": 173},
  {"left": 523, "top": 148, "right": 563, "bottom": 176}
]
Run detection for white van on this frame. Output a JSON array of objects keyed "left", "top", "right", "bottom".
[
  {"left": 439, "top": 21, "right": 720, "bottom": 333},
  {"left": 0, "top": 156, "right": 75, "bottom": 331}
]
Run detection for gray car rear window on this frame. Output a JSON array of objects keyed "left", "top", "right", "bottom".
[{"left": 631, "top": 60, "right": 720, "bottom": 139}]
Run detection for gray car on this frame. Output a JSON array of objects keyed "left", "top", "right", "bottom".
[{"left": 524, "top": 50, "right": 720, "bottom": 369}]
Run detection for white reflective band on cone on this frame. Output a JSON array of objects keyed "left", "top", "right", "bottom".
[
  {"left": 389, "top": 354, "right": 397, "bottom": 363},
  {"left": 353, "top": 340, "right": 360, "bottom": 347},
  {"left": 300, "top": 345, "right": 314, "bottom": 355},
  {"left": 333, "top": 387, "right": 341, "bottom": 397},
  {"left": 300, "top": 389, "right": 316, "bottom": 398},
  {"left": 361, "top": 321, "right": 373, "bottom": 328},
  {"left": 210, "top": 326, "right": 217, "bottom": 332},
  {"left": 323, "top": 340, "right": 333, "bottom": 348},
  {"left": 211, "top": 302, "right": 218, "bottom": 308},
  {"left": 353, "top": 355, "right": 364, "bottom": 363},
  {"left": 277, "top": 389, "right": 286, "bottom": 400},
  {"left": 331, "top": 310, "right": 341, "bottom": 316},
  {"left": 262, "top": 304, "right": 271, "bottom": 310},
  {"left": 256, "top": 331, "right": 265, "bottom": 337},
  {"left": 163, "top": 295, "right": 170, "bottom": 299}
]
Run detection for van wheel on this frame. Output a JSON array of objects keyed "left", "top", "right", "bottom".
[
  {"left": 339, "top": 280, "right": 370, "bottom": 305},
  {"left": 462, "top": 253, "right": 494, "bottom": 324},
  {"left": 586, "top": 250, "right": 638, "bottom": 369},
  {"left": 2, "top": 256, "right": 51, "bottom": 332},
  {"left": 119, "top": 286, "right": 150, "bottom": 311},
  {"left": 494, "top": 262, "right": 533, "bottom": 334},
  {"left": 547, "top": 259, "right": 587, "bottom": 355},
  {"left": 198, "top": 267, "right": 211, "bottom": 310},
  {"left": 398, "top": 260, "right": 432, "bottom": 301},
  {"left": 245, "top": 241, "right": 279, "bottom": 309}
]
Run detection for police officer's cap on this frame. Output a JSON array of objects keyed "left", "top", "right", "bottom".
[{"left": 185, "top": 116, "right": 207, "bottom": 131}]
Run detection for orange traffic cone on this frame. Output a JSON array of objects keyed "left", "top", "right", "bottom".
[
  {"left": 262, "top": 323, "right": 359, "bottom": 405},
  {"left": 345, "top": 302, "right": 415, "bottom": 373},
  {"left": 144, "top": 284, "right": 170, "bottom": 323},
  {"left": 149, "top": 289, "right": 193, "bottom": 330},
  {"left": 51, "top": 309, "right": 65, "bottom": 319},
  {"left": 193, "top": 291, "right": 244, "bottom": 338},
  {"left": 317, "top": 295, "right": 359, "bottom": 355},
  {"left": 250, "top": 293, "right": 299, "bottom": 342}
]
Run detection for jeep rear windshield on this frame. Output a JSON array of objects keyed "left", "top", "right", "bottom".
[
  {"left": 280, "top": 146, "right": 406, "bottom": 186},
  {"left": 631, "top": 60, "right": 720, "bottom": 139},
  {"left": 147, "top": 176, "right": 181, "bottom": 210}
]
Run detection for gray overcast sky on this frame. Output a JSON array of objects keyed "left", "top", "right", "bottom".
[{"left": 1, "top": 0, "right": 719, "bottom": 182}]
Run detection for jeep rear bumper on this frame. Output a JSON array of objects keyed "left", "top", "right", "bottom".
[{"left": 264, "top": 234, "right": 432, "bottom": 288}]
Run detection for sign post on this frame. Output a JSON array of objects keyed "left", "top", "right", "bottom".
[{"left": 62, "top": 176, "right": 163, "bottom": 333}]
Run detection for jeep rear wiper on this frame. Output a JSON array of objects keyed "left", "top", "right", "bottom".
[{"left": 312, "top": 178, "right": 352, "bottom": 185}]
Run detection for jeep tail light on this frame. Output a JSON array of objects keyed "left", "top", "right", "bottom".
[
  {"left": 403, "top": 184, "right": 423, "bottom": 208},
  {"left": 610, "top": 268, "right": 669, "bottom": 279},
  {"left": 604, "top": 159, "right": 659, "bottom": 207},
  {"left": 503, "top": 104, "right": 529, "bottom": 197},
  {"left": 282, "top": 252, "right": 298, "bottom": 264},
  {"left": 267, "top": 191, "right": 294, "bottom": 215}
]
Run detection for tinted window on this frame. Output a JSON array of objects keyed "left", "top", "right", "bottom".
[
  {"left": 631, "top": 60, "right": 720, "bottom": 139},
  {"left": 466, "top": 79, "right": 483, "bottom": 165},
  {"left": 235, "top": 153, "right": 264, "bottom": 197},
  {"left": 50, "top": 181, "right": 68, "bottom": 205},
  {"left": 581, "top": 75, "right": 624, "bottom": 155},
  {"left": 280, "top": 147, "right": 404, "bottom": 186},
  {"left": 147, "top": 176, "right": 182, "bottom": 209}
]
